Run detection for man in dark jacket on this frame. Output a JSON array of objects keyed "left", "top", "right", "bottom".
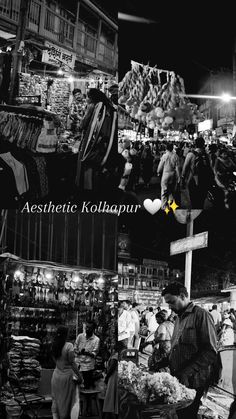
[{"left": 162, "top": 282, "right": 217, "bottom": 419}]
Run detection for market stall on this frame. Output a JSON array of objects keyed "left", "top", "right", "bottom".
[
  {"left": 0, "top": 255, "right": 118, "bottom": 418},
  {"left": 0, "top": 68, "right": 118, "bottom": 206}
]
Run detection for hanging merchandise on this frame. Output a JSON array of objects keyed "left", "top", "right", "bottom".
[
  {"left": 0, "top": 105, "right": 61, "bottom": 152},
  {"left": 119, "top": 61, "right": 203, "bottom": 136}
]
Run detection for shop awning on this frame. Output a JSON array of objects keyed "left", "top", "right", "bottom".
[
  {"left": 0, "top": 30, "right": 16, "bottom": 40},
  {"left": 193, "top": 295, "right": 230, "bottom": 305},
  {"left": 0, "top": 254, "right": 117, "bottom": 276}
]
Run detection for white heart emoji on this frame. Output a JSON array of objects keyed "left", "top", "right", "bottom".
[{"left": 143, "top": 199, "right": 162, "bottom": 215}]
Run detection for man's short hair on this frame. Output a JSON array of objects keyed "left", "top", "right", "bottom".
[
  {"left": 162, "top": 282, "right": 188, "bottom": 298},
  {"left": 149, "top": 307, "right": 153, "bottom": 312},
  {"left": 72, "top": 88, "right": 81, "bottom": 95},
  {"left": 167, "top": 143, "right": 173, "bottom": 152},
  {"left": 195, "top": 136, "right": 205, "bottom": 149},
  {"left": 125, "top": 300, "right": 132, "bottom": 306},
  {"left": 212, "top": 304, "right": 217, "bottom": 310},
  {"left": 86, "top": 321, "right": 95, "bottom": 330}
]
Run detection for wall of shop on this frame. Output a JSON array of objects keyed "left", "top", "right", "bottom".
[
  {"left": 19, "top": 73, "right": 71, "bottom": 126},
  {"left": 2, "top": 212, "right": 117, "bottom": 271}
]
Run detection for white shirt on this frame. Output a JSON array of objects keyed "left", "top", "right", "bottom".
[
  {"left": 145, "top": 311, "right": 154, "bottom": 325},
  {"left": 126, "top": 309, "right": 135, "bottom": 334},
  {"left": 211, "top": 309, "right": 222, "bottom": 326},
  {"left": 118, "top": 310, "right": 131, "bottom": 341},
  {"left": 148, "top": 315, "right": 159, "bottom": 333},
  {"left": 220, "top": 328, "right": 234, "bottom": 346},
  {"left": 131, "top": 309, "right": 140, "bottom": 334}
]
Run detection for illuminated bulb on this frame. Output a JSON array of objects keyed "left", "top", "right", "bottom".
[
  {"left": 221, "top": 93, "right": 231, "bottom": 103},
  {"left": 14, "top": 270, "right": 22, "bottom": 278},
  {"left": 57, "top": 68, "right": 63, "bottom": 75},
  {"left": 0, "top": 49, "right": 2, "bottom": 54},
  {"left": 45, "top": 272, "right": 53, "bottom": 280},
  {"left": 6, "top": 46, "right": 12, "bottom": 52},
  {"left": 68, "top": 76, "right": 74, "bottom": 83}
]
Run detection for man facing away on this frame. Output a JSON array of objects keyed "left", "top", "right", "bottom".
[
  {"left": 122, "top": 300, "right": 136, "bottom": 348},
  {"left": 210, "top": 304, "right": 222, "bottom": 333},
  {"left": 157, "top": 143, "right": 181, "bottom": 210},
  {"left": 118, "top": 301, "right": 131, "bottom": 352},
  {"left": 74, "top": 321, "right": 100, "bottom": 389},
  {"left": 162, "top": 282, "right": 217, "bottom": 419}
]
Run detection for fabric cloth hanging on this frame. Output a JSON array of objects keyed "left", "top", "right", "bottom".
[{"left": 0, "top": 152, "right": 29, "bottom": 195}]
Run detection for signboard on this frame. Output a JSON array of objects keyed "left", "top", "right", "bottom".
[
  {"left": 198, "top": 119, "right": 213, "bottom": 132},
  {"left": 134, "top": 290, "right": 162, "bottom": 306},
  {"left": 119, "top": 290, "right": 133, "bottom": 301},
  {"left": 217, "top": 117, "right": 234, "bottom": 127},
  {"left": 170, "top": 231, "right": 208, "bottom": 256},
  {"left": 42, "top": 42, "right": 76, "bottom": 70}
]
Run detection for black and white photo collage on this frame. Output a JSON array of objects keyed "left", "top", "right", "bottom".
[{"left": 0, "top": 1, "right": 236, "bottom": 419}]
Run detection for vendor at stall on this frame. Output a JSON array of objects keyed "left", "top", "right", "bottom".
[
  {"left": 74, "top": 321, "right": 100, "bottom": 389},
  {"left": 69, "top": 88, "right": 86, "bottom": 134},
  {"left": 162, "top": 282, "right": 218, "bottom": 419}
]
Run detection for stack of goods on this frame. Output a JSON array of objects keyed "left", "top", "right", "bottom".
[
  {"left": 19, "top": 73, "right": 70, "bottom": 128},
  {"left": 118, "top": 361, "right": 196, "bottom": 404},
  {"left": 19, "top": 73, "right": 48, "bottom": 109},
  {"left": 8, "top": 336, "right": 41, "bottom": 394}
]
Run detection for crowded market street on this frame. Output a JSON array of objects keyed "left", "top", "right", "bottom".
[
  {"left": 118, "top": 207, "right": 236, "bottom": 419},
  {"left": 118, "top": 1, "right": 236, "bottom": 212}
]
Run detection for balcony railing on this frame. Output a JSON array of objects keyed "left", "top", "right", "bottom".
[
  {"left": 0, "top": 0, "right": 117, "bottom": 72},
  {"left": 44, "top": 7, "right": 74, "bottom": 48}
]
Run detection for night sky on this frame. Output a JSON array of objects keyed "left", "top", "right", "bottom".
[
  {"left": 119, "top": 209, "right": 236, "bottom": 281},
  {"left": 119, "top": 0, "right": 236, "bottom": 93}
]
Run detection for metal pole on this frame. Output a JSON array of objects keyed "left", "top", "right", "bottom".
[
  {"left": 184, "top": 220, "right": 193, "bottom": 298},
  {"left": 0, "top": 210, "right": 8, "bottom": 249},
  {"left": 9, "top": 0, "right": 30, "bottom": 104}
]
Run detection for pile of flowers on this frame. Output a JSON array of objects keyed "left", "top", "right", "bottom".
[
  {"left": 118, "top": 361, "right": 196, "bottom": 405},
  {"left": 148, "top": 372, "right": 196, "bottom": 404},
  {"left": 118, "top": 361, "right": 149, "bottom": 403}
]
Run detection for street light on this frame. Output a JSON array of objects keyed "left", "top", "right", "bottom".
[
  {"left": 180, "top": 93, "right": 236, "bottom": 101},
  {"left": 221, "top": 93, "right": 231, "bottom": 103}
]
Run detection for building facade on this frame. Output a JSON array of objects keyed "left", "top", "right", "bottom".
[
  {"left": 0, "top": 0, "right": 118, "bottom": 77},
  {"left": 198, "top": 70, "right": 235, "bottom": 137}
]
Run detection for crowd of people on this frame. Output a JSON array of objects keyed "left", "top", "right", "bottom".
[
  {"left": 118, "top": 283, "right": 236, "bottom": 419},
  {"left": 50, "top": 321, "right": 118, "bottom": 419},
  {"left": 118, "top": 135, "right": 236, "bottom": 209}
]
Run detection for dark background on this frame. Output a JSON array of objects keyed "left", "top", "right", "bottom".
[
  {"left": 119, "top": 0, "right": 235, "bottom": 93},
  {"left": 119, "top": 208, "right": 236, "bottom": 286}
]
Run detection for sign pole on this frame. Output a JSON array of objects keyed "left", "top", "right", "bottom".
[
  {"left": 185, "top": 220, "right": 193, "bottom": 298},
  {"left": 171, "top": 211, "right": 207, "bottom": 300}
]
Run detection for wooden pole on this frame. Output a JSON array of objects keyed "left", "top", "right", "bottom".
[{"left": 9, "top": 0, "right": 30, "bottom": 104}]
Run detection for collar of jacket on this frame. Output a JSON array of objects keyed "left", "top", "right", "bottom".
[{"left": 180, "top": 301, "right": 195, "bottom": 317}]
